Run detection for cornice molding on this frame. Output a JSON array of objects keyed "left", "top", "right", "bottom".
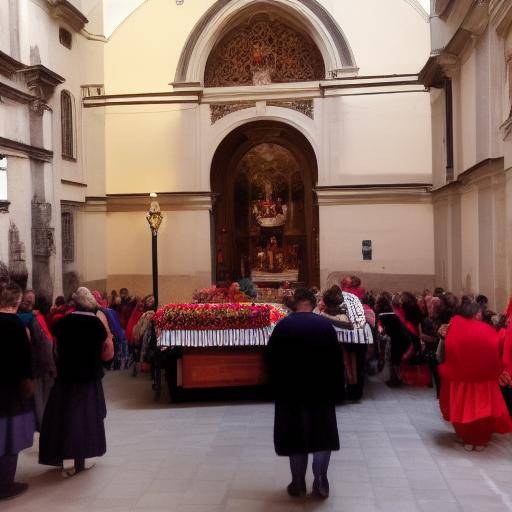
[
  {"left": 0, "top": 51, "right": 25, "bottom": 79},
  {"left": 0, "top": 136, "right": 53, "bottom": 163},
  {"left": 421, "top": 1, "right": 491, "bottom": 87},
  {"left": 20, "top": 65, "right": 65, "bottom": 100},
  {"left": 0, "top": 82, "right": 36, "bottom": 103},
  {"left": 316, "top": 184, "right": 433, "bottom": 206},
  {"left": 61, "top": 179, "right": 87, "bottom": 188},
  {"left": 46, "top": 0, "right": 88, "bottom": 32},
  {"left": 432, "top": 157, "right": 505, "bottom": 201},
  {"left": 106, "top": 192, "right": 217, "bottom": 212}
]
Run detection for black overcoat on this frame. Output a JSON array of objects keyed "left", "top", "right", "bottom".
[{"left": 265, "top": 312, "right": 342, "bottom": 456}]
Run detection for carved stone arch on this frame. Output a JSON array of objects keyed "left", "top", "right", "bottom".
[{"left": 174, "top": 0, "right": 357, "bottom": 85}]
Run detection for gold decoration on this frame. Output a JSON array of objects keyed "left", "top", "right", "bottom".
[
  {"left": 205, "top": 14, "right": 325, "bottom": 87},
  {"left": 146, "top": 201, "right": 163, "bottom": 235},
  {"left": 210, "top": 102, "right": 256, "bottom": 124},
  {"left": 267, "top": 100, "right": 314, "bottom": 119}
]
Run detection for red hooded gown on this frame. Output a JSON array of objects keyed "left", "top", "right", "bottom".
[{"left": 439, "top": 316, "right": 512, "bottom": 444}]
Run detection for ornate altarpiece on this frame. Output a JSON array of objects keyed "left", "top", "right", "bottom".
[
  {"left": 211, "top": 122, "right": 319, "bottom": 288},
  {"left": 204, "top": 14, "right": 325, "bottom": 87}
]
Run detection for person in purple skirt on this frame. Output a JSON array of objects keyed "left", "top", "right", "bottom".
[{"left": 0, "top": 282, "right": 36, "bottom": 500}]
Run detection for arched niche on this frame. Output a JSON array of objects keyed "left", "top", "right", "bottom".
[
  {"left": 211, "top": 120, "right": 320, "bottom": 287},
  {"left": 174, "top": 0, "right": 357, "bottom": 85},
  {"left": 204, "top": 11, "right": 325, "bottom": 87}
]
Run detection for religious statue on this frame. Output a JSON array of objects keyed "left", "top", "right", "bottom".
[
  {"left": 252, "top": 179, "right": 287, "bottom": 227},
  {"left": 266, "top": 236, "right": 279, "bottom": 272},
  {"left": 251, "top": 42, "right": 274, "bottom": 86}
]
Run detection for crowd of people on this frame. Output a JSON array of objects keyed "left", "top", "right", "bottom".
[
  {"left": 2, "top": 274, "right": 512, "bottom": 501},
  {"left": 0, "top": 283, "right": 155, "bottom": 500},
  {"left": 266, "top": 283, "right": 512, "bottom": 499}
]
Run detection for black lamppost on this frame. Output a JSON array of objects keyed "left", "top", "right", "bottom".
[{"left": 146, "top": 193, "right": 163, "bottom": 310}]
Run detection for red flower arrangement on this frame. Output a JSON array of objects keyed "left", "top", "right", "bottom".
[{"left": 153, "top": 303, "right": 285, "bottom": 331}]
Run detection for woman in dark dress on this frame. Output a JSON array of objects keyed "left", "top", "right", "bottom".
[
  {"left": 376, "top": 293, "right": 412, "bottom": 387},
  {"left": 0, "top": 282, "right": 36, "bottom": 500},
  {"left": 265, "top": 288, "right": 341, "bottom": 499},
  {"left": 39, "top": 287, "right": 113, "bottom": 477}
]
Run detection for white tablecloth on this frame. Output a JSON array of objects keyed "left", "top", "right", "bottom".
[
  {"left": 158, "top": 322, "right": 373, "bottom": 348},
  {"left": 158, "top": 326, "right": 274, "bottom": 348}
]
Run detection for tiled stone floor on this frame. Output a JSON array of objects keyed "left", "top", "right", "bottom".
[{"left": 6, "top": 372, "right": 512, "bottom": 512}]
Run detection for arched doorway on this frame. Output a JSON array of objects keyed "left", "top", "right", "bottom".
[{"left": 211, "top": 121, "right": 319, "bottom": 287}]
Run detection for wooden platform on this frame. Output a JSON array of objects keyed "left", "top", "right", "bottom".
[{"left": 181, "top": 348, "right": 267, "bottom": 389}]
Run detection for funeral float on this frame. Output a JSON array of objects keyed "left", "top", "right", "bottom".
[{"left": 153, "top": 301, "right": 285, "bottom": 401}]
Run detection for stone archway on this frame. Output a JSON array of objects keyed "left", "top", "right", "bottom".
[
  {"left": 211, "top": 120, "right": 319, "bottom": 287},
  {"left": 174, "top": 0, "right": 357, "bottom": 84}
]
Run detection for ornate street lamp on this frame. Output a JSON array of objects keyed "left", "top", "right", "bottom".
[{"left": 146, "top": 193, "right": 163, "bottom": 310}]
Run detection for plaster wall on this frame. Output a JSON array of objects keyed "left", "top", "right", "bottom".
[
  {"left": 103, "top": 0, "right": 430, "bottom": 94},
  {"left": 325, "top": 93, "right": 432, "bottom": 186},
  {"left": 460, "top": 187, "right": 479, "bottom": 293},
  {"left": 105, "top": 209, "right": 212, "bottom": 302},
  {"left": 430, "top": 88, "right": 447, "bottom": 189},
  {"left": 104, "top": 92, "right": 432, "bottom": 195},
  {"left": 459, "top": 48, "right": 477, "bottom": 175},
  {"left": 0, "top": 1, "right": 12, "bottom": 55},
  {"left": 319, "top": 202, "right": 435, "bottom": 289}
]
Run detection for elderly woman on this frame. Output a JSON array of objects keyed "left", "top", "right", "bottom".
[
  {"left": 0, "top": 282, "right": 36, "bottom": 500},
  {"left": 39, "top": 287, "right": 114, "bottom": 477}
]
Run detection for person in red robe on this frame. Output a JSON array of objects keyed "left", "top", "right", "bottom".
[
  {"left": 126, "top": 295, "right": 155, "bottom": 344},
  {"left": 439, "top": 301, "right": 512, "bottom": 450}
]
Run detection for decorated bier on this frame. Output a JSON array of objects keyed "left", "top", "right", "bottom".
[
  {"left": 154, "top": 303, "right": 284, "bottom": 394},
  {"left": 155, "top": 303, "right": 284, "bottom": 348}
]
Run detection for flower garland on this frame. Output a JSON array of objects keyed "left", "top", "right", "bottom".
[{"left": 154, "top": 303, "right": 285, "bottom": 331}]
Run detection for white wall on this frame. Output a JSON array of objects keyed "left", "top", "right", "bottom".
[
  {"left": 325, "top": 92, "right": 432, "bottom": 186},
  {"left": 319, "top": 202, "right": 435, "bottom": 277}
]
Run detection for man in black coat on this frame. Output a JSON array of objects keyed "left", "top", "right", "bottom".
[{"left": 265, "top": 288, "right": 341, "bottom": 499}]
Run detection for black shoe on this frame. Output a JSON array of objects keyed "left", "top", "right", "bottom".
[
  {"left": 0, "top": 482, "right": 29, "bottom": 501},
  {"left": 312, "top": 477, "right": 329, "bottom": 499},
  {"left": 287, "top": 479, "right": 307, "bottom": 497}
]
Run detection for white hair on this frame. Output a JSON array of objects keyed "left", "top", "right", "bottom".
[{"left": 72, "top": 287, "right": 98, "bottom": 311}]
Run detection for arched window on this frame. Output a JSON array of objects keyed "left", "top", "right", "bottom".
[{"left": 61, "top": 90, "right": 75, "bottom": 160}]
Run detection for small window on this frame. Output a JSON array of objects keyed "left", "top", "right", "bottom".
[
  {"left": 61, "top": 91, "right": 75, "bottom": 160},
  {"left": 0, "top": 155, "right": 7, "bottom": 201},
  {"left": 59, "top": 28, "right": 72, "bottom": 49},
  {"left": 61, "top": 210, "right": 75, "bottom": 262},
  {"left": 362, "top": 240, "right": 372, "bottom": 261}
]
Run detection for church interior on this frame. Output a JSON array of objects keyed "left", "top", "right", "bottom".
[{"left": 2, "top": 0, "right": 512, "bottom": 510}]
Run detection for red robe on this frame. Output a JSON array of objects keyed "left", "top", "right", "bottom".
[
  {"left": 439, "top": 316, "right": 512, "bottom": 443},
  {"left": 126, "top": 306, "right": 144, "bottom": 344}
]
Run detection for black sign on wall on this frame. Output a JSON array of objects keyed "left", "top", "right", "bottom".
[{"left": 362, "top": 240, "right": 372, "bottom": 261}]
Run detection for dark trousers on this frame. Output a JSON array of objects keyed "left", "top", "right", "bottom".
[
  {"left": 0, "top": 455, "right": 18, "bottom": 489},
  {"left": 289, "top": 451, "right": 331, "bottom": 482}
]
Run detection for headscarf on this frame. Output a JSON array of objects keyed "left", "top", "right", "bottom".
[{"left": 92, "top": 291, "right": 108, "bottom": 309}]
